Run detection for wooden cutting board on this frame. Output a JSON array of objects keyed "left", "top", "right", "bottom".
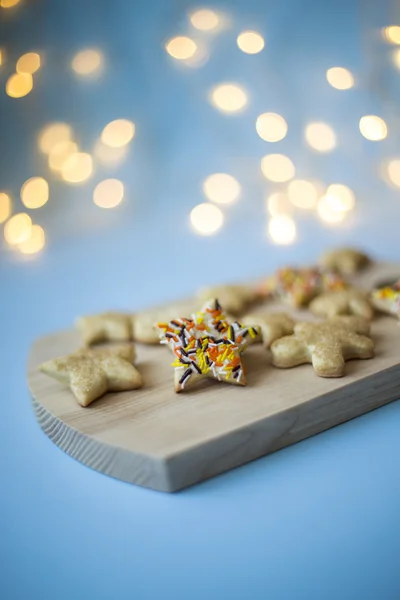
[{"left": 27, "top": 261, "right": 400, "bottom": 492}]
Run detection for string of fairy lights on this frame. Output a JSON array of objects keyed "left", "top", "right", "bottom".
[{"left": 0, "top": 1, "right": 400, "bottom": 256}]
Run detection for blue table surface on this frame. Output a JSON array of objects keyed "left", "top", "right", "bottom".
[{"left": 1, "top": 0, "right": 400, "bottom": 598}]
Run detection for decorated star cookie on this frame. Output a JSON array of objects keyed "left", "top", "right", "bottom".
[
  {"left": 270, "top": 316, "right": 374, "bottom": 378},
  {"left": 40, "top": 344, "right": 142, "bottom": 407},
  {"left": 242, "top": 312, "right": 295, "bottom": 348},
  {"left": 260, "top": 267, "right": 347, "bottom": 308},
  {"left": 319, "top": 247, "right": 370, "bottom": 275},
  {"left": 196, "top": 284, "right": 259, "bottom": 315},
  {"left": 156, "top": 299, "right": 260, "bottom": 392},
  {"left": 309, "top": 289, "right": 374, "bottom": 320},
  {"left": 371, "top": 281, "right": 400, "bottom": 320},
  {"left": 76, "top": 312, "right": 133, "bottom": 346}
]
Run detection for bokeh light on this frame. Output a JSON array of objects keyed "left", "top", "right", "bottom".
[
  {"left": 305, "top": 122, "right": 336, "bottom": 152},
  {"left": 203, "top": 173, "right": 241, "bottom": 204},
  {"left": 266, "top": 192, "right": 292, "bottom": 216},
  {"left": 190, "top": 203, "right": 224, "bottom": 235},
  {"left": 237, "top": 31, "right": 265, "bottom": 54},
  {"left": 0, "top": 48, "right": 4, "bottom": 66},
  {"left": 48, "top": 141, "right": 78, "bottom": 171},
  {"left": 384, "top": 26, "right": 400, "bottom": 44},
  {"left": 324, "top": 184, "right": 355, "bottom": 212},
  {"left": 288, "top": 179, "right": 318, "bottom": 209},
  {"left": 190, "top": 9, "right": 219, "bottom": 31},
  {"left": 386, "top": 159, "right": 400, "bottom": 187},
  {"left": 392, "top": 48, "right": 400, "bottom": 69},
  {"left": 21, "top": 177, "right": 49, "bottom": 209},
  {"left": 6, "top": 73, "right": 33, "bottom": 98},
  {"left": 209, "top": 83, "right": 248, "bottom": 113},
  {"left": 4, "top": 213, "right": 32, "bottom": 245},
  {"left": 38, "top": 123, "right": 72, "bottom": 154},
  {"left": 165, "top": 36, "right": 197, "bottom": 60},
  {"left": 61, "top": 152, "right": 93, "bottom": 184},
  {"left": 94, "top": 139, "right": 128, "bottom": 166},
  {"left": 256, "top": 113, "right": 287, "bottom": 142},
  {"left": 359, "top": 115, "right": 387, "bottom": 141},
  {"left": 93, "top": 179, "right": 124, "bottom": 208},
  {"left": 19, "top": 224, "right": 45, "bottom": 255},
  {"left": 0, "top": 192, "right": 11, "bottom": 224},
  {"left": 71, "top": 49, "right": 103, "bottom": 76},
  {"left": 0, "top": 0, "right": 21, "bottom": 7},
  {"left": 16, "top": 52, "right": 41, "bottom": 74},
  {"left": 261, "top": 154, "right": 295, "bottom": 182},
  {"left": 268, "top": 215, "right": 297, "bottom": 244},
  {"left": 317, "top": 196, "right": 346, "bottom": 224},
  {"left": 101, "top": 119, "right": 135, "bottom": 148},
  {"left": 326, "top": 67, "right": 354, "bottom": 90}
]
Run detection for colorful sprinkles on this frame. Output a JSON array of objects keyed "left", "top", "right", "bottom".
[
  {"left": 372, "top": 280, "right": 400, "bottom": 318},
  {"left": 156, "top": 299, "right": 259, "bottom": 392},
  {"left": 260, "top": 267, "right": 347, "bottom": 307}
]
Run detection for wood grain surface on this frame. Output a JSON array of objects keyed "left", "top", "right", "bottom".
[{"left": 27, "top": 261, "right": 400, "bottom": 492}]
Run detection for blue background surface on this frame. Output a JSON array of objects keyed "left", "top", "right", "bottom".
[{"left": 1, "top": 0, "right": 400, "bottom": 598}]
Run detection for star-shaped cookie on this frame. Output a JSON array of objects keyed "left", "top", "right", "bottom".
[
  {"left": 309, "top": 289, "right": 374, "bottom": 320},
  {"left": 260, "top": 267, "right": 347, "bottom": 307},
  {"left": 76, "top": 312, "right": 133, "bottom": 346},
  {"left": 242, "top": 312, "right": 295, "bottom": 348},
  {"left": 371, "top": 281, "right": 400, "bottom": 320},
  {"left": 319, "top": 247, "right": 370, "bottom": 275},
  {"left": 40, "top": 344, "right": 142, "bottom": 406},
  {"left": 270, "top": 316, "right": 374, "bottom": 377},
  {"left": 156, "top": 299, "right": 260, "bottom": 392},
  {"left": 196, "top": 284, "right": 259, "bottom": 315}
]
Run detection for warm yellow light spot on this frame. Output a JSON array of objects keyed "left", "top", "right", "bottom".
[
  {"left": 0, "top": 48, "right": 4, "bottom": 66},
  {"left": 190, "top": 203, "right": 224, "bottom": 235},
  {"left": 0, "top": 0, "right": 21, "bottom": 7},
  {"left": 386, "top": 159, "right": 400, "bottom": 187},
  {"left": 261, "top": 154, "right": 295, "bottom": 182},
  {"left": 256, "top": 112, "right": 287, "bottom": 142},
  {"left": 359, "top": 115, "right": 387, "bottom": 141},
  {"left": 166, "top": 36, "right": 197, "bottom": 60},
  {"left": 21, "top": 177, "right": 49, "bottom": 209},
  {"left": 210, "top": 83, "right": 248, "bottom": 113},
  {"left": 0, "top": 192, "right": 11, "bottom": 224},
  {"left": 288, "top": 179, "right": 318, "bottom": 209},
  {"left": 61, "top": 152, "right": 93, "bottom": 184},
  {"left": 190, "top": 9, "right": 219, "bottom": 30},
  {"left": 268, "top": 215, "right": 296, "bottom": 245},
  {"left": 392, "top": 49, "right": 400, "bottom": 69},
  {"left": 16, "top": 52, "right": 41, "bottom": 74},
  {"left": 266, "top": 192, "right": 292, "bottom": 216},
  {"left": 324, "top": 184, "right": 355, "bottom": 212},
  {"left": 38, "top": 122, "right": 72, "bottom": 154},
  {"left": 71, "top": 48, "right": 103, "bottom": 76},
  {"left": 101, "top": 119, "right": 135, "bottom": 148},
  {"left": 48, "top": 140, "right": 78, "bottom": 171},
  {"left": 19, "top": 224, "right": 45, "bottom": 255},
  {"left": 203, "top": 173, "right": 240, "bottom": 204},
  {"left": 237, "top": 31, "right": 265, "bottom": 54},
  {"left": 93, "top": 139, "right": 128, "bottom": 166},
  {"left": 93, "top": 179, "right": 124, "bottom": 209},
  {"left": 305, "top": 122, "right": 336, "bottom": 152},
  {"left": 326, "top": 67, "right": 354, "bottom": 90},
  {"left": 4, "top": 213, "right": 32, "bottom": 245},
  {"left": 6, "top": 72, "right": 33, "bottom": 98},
  {"left": 384, "top": 26, "right": 400, "bottom": 44},
  {"left": 317, "top": 196, "right": 346, "bottom": 224}
]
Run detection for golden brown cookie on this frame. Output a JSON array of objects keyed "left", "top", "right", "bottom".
[
  {"left": 196, "top": 284, "right": 258, "bottom": 315},
  {"left": 259, "top": 267, "right": 347, "bottom": 308},
  {"left": 319, "top": 248, "right": 370, "bottom": 275},
  {"left": 76, "top": 311, "right": 133, "bottom": 346},
  {"left": 156, "top": 299, "right": 260, "bottom": 392},
  {"left": 242, "top": 312, "right": 295, "bottom": 348},
  {"left": 132, "top": 299, "right": 201, "bottom": 344},
  {"left": 309, "top": 289, "right": 374, "bottom": 320},
  {"left": 270, "top": 316, "right": 374, "bottom": 377},
  {"left": 371, "top": 281, "right": 400, "bottom": 319},
  {"left": 40, "top": 344, "right": 142, "bottom": 406}
]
